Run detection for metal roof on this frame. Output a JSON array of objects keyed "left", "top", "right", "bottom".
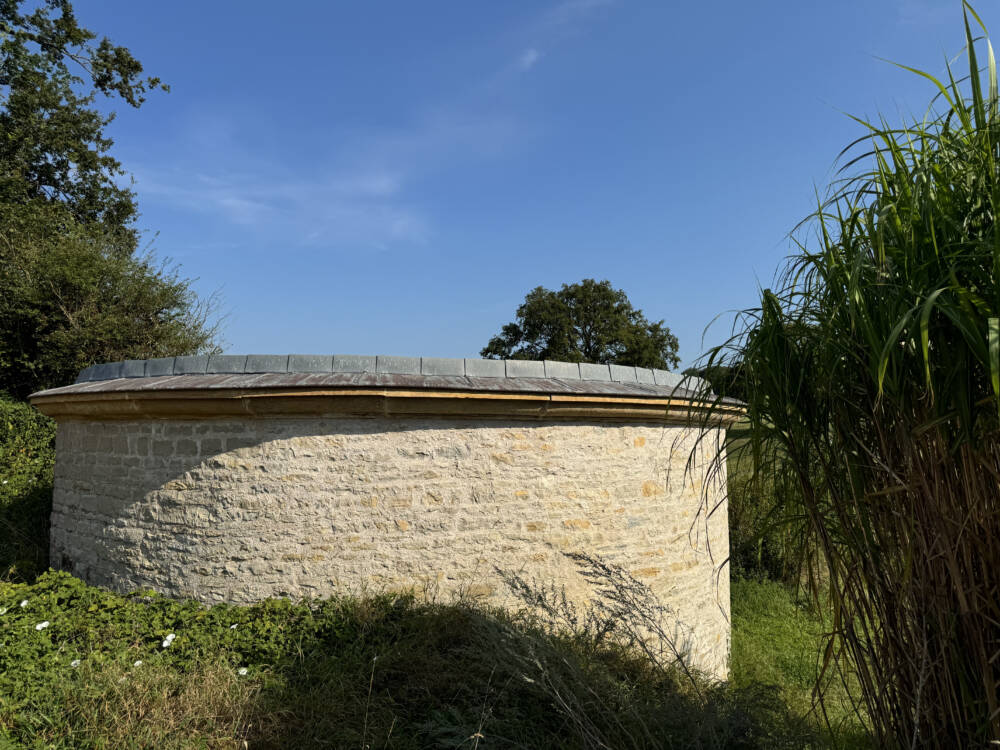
[{"left": 29, "top": 355, "right": 731, "bottom": 403}]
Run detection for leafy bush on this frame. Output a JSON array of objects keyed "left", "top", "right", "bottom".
[
  {"left": 0, "top": 203, "right": 219, "bottom": 399},
  {"left": 0, "top": 397, "right": 55, "bottom": 581}
]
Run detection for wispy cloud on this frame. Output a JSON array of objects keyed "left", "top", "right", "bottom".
[
  {"left": 518, "top": 48, "right": 542, "bottom": 72},
  {"left": 532, "top": 0, "right": 616, "bottom": 37},
  {"left": 355, "top": 110, "right": 523, "bottom": 172},
  {"left": 134, "top": 165, "right": 428, "bottom": 248},
  {"left": 508, "top": 0, "right": 615, "bottom": 74},
  {"left": 133, "top": 2, "right": 615, "bottom": 251},
  {"left": 133, "top": 109, "right": 526, "bottom": 249}
]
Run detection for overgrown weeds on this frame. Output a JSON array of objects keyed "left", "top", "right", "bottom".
[{"left": 0, "top": 567, "right": 832, "bottom": 749}]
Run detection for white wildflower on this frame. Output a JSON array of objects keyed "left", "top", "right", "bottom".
[
  {"left": 2, "top": 480, "right": 7, "bottom": 484},
  {"left": 133, "top": 660, "right": 143, "bottom": 667},
  {"left": 161, "top": 633, "right": 176, "bottom": 648},
  {"left": 237, "top": 667, "right": 248, "bottom": 676},
  {"left": 70, "top": 659, "right": 81, "bottom": 668},
  {"left": 229, "top": 624, "right": 238, "bottom": 630},
  {"left": 0, "top": 607, "right": 7, "bottom": 615},
  {"left": 35, "top": 621, "right": 49, "bottom": 630},
  {"left": 19, "top": 600, "right": 27, "bottom": 608}
]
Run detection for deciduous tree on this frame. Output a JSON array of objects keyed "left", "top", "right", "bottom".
[
  {"left": 0, "top": 0, "right": 218, "bottom": 398},
  {"left": 481, "top": 279, "right": 679, "bottom": 369}
]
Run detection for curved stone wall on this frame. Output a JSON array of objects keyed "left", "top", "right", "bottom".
[{"left": 32, "top": 356, "right": 738, "bottom": 678}]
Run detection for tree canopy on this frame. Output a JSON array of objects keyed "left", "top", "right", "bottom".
[
  {"left": 0, "top": 203, "right": 217, "bottom": 399},
  {"left": 0, "top": 0, "right": 217, "bottom": 399},
  {"left": 1, "top": 0, "right": 165, "bottom": 246},
  {"left": 481, "top": 279, "right": 679, "bottom": 369}
]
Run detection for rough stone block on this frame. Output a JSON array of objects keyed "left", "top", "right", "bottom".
[
  {"left": 288, "top": 355, "right": 334, "bottom": 373},
  {"left": 420, "top": 357, "right": 465, "bottom": 376},
  {"left": 152, "top": 440, "right": 173, "bottom": 457},
  {"left": 176, "top": 439, "right": 197, "bottom": 455},
  {"left": 332, "top": 354, "right": 376, "bottom": 373},
  {"left": 609, "top": 364, "right": 638, "bottom": 383},
  {"left": 579, "top": 362, "right": 611, "bottom": 381},
  {"left": 246, "top": 355, "right": 288, "bottom": 373},
  {"left": 200, "top": 438, "right": 223, "bottom": 455},
  {"left": 174, "top": 355, "right": 209, "bottom": 374},
  {"left": 543, "top": 360, "right": 581, "bottom": 380},
  {"left": 376, "top": 355, "right": 420, "bottom": 374},
  {"left": 464, "top": 358, "right": 505, "bottom": 378},
  {"left": 505, "top": 359, "right": 545, "bottom": 378},
  {"left": 145, "top": 358, "right": 176, "bottom": 377},
  {"left": 207, "top": 355, "right": 247, "bottom": 374}
]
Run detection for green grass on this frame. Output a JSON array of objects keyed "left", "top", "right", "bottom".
[
  {"left": 731, "top": 577, "right": 872, "bottom": 749},
  {"left": 732, "top": 577, "right": 821, "bottom": 710},
  {"left": 0, "top": 571, "right": 839, "bottom": 750}
]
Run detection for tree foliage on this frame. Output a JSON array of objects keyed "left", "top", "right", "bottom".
[
  {"left": 481, "top": 279, "right": 680, "bottom": 369},
  {"left": 0, "top": 394, "right": 54, "bottom": 580},
  {"left": 0, "top": 203, "right": 218, "bottom": 399},
  {"left": 0, "top": 0, "right": 217, "bottom": 398},
  {"left": 1, "top": 0, "right": 165, "bottom": 246},
  {"left": 682, "top": 363, "right": 747, "bottom": 402}
]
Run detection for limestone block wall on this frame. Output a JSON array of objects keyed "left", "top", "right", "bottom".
[{"left": 50, "top": 416, "right": 730, "bottom": 677}]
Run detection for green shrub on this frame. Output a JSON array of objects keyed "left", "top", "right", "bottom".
[{"left": 0, "top": 397, "right": 55, "bottom": 581}]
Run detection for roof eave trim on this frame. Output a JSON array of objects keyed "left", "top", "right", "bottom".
[{"left": 30, "top": 386, "right": 744, "bottom": 426}]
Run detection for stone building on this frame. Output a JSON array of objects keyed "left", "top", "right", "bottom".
[{"left": 30, "top": 354, "right": 740, "bottom": 677}]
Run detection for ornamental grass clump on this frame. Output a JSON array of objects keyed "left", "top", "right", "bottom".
[{"left": 698, "top": 4, "right": 1000, "bottom": 747}]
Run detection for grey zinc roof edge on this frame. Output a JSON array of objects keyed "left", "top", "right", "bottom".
[
  {"left": 72, "top": 355, "right": 710, "bottom": 392},
  {"left": 36, "top": 373, "right": 741, "bottom": 406}
]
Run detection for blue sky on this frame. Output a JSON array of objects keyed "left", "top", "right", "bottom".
[{"left": 78, "top": 0, "right": 1000, "bottom": 369}]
